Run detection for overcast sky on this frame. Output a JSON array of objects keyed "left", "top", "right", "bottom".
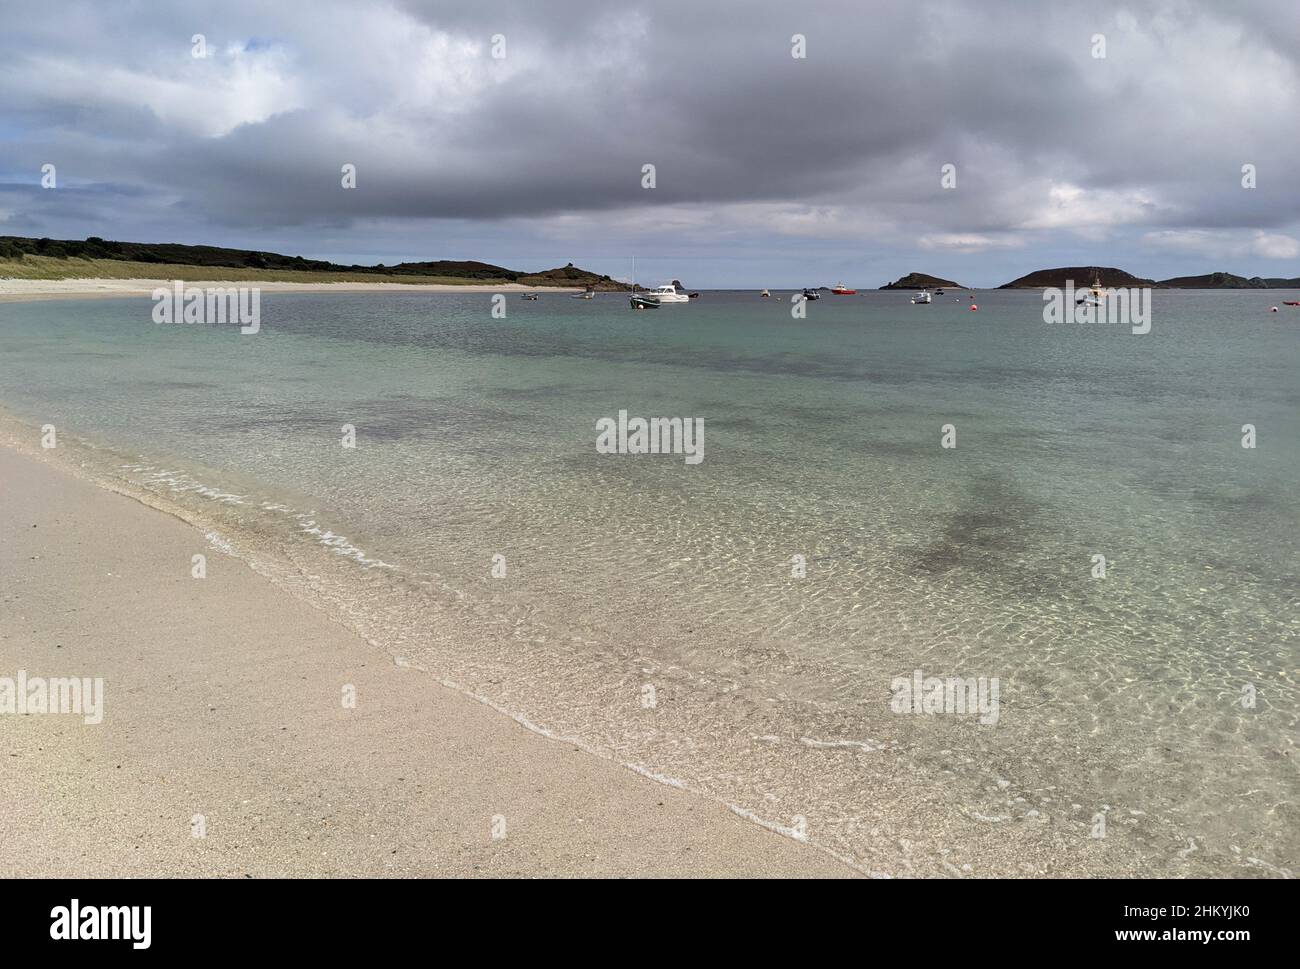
[{"left": 1, "top": 0, "right": 1297, "bottom": 286}]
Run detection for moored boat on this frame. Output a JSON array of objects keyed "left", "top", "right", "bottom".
[
  {"left": 831, "top": 282, "right": 857, "bottom": 295},
  {"left": 1076, "top": 270, "right": 1107, "bottom": 306},
  {"left": 643, "top": 283, "right": 690, "bottom": 303},
  {"left": 911, "top": 290, "right": 932, "bottom": 304}
]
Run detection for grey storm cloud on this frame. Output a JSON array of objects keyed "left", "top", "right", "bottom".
[{"left": 0, "top": 0, "right": 1297, "bottom": 282}]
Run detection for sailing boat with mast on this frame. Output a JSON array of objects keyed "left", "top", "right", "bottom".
[{"left": 629, "top": 256, "right": 660, "bottom": 309}]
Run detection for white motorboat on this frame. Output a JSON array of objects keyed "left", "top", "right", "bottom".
[
  {"left": 643, "top": 283, "right": 690, "bottom": 303},
  {"left": 1077, "top": 271, "right": 1107, "bottom": 306},
  {"left": 911, "top": 290, "right": 932, "bottom": 304}
]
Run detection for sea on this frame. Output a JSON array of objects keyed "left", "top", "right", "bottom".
[{"left": 1, "top": 287, "right": 1295, "bottom": 876}]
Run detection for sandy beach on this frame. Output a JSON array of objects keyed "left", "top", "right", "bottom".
[
  {"left": 0, "top": 443, "right": 852, "bottom": 877},
  {"left": 0, "top": 277, "right": 582, "bottom": 304}
]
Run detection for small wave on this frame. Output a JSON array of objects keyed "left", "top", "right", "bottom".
[
  {"left": 800, "top": 736, "right": 887, "bottom": 752},
  {"left": 119, "top": 462, "right": 394, "bottom": 570},
  {"left": 295, "top": 515, "right": 394, "bottom": 569},
  {"left": 204, "top": 531, "right": 238, "bottom": 556}
]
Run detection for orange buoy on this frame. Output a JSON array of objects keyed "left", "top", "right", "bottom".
[{"left": 969, "top": 304, "right": 978, "bottom": 311}]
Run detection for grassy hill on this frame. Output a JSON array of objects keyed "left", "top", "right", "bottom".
[
  {"left": 1158, "top": 272, "right": 1300, "bottom": 288},
  {"left": 0, "top": 236, "right": 628, "bottom": 289},
  {"left": 879, "top": 272, "right": 966, "bottom": 289},
  {"left": 998, "top": 267, "right": 1300, "bottom": 289},
  {"left": 1158, "top": 272, "right": 1263, "bottom": 288},
  {"left": 999, "top": 267, "right": 1158, "bottom": 289}
]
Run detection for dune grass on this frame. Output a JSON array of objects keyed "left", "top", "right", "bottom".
[{"left": 0, "top": 254, "right": 520, "bottom": 286}]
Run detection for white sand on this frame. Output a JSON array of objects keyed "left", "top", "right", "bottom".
[{"left": 0, "top": 445, "right": 853, "bottom": 877}]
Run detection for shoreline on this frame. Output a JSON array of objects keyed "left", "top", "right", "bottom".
[
  {"left": 0, "top": 277, "right": 584, "bottom": 304},
  {"left": 0, "top": 440, "right": 854, "bottom": 877}
]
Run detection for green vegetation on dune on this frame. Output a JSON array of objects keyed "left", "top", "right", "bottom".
[
  {"left": 0, "top": 254, "right": 528, "bottom": 285},
  {"left": 0, "top": 235, "right": 629, "bottom": 289}
]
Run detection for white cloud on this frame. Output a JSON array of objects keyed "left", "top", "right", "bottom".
[
  {"left": 917, "top": 233, "right": 1025, "bottom": 253},
  {"left": 1143, "top": 229, "right": 1300, "bottom": 261},
  {"left": 17, "top": 43, "right": 303, "bottom": 139},
  {"left": 1141, "top": 229, "right": 1221, "bottom": 256},
  {"left": 1251, "top": 232, "right": 1300, "bottom": 260},
  {"left": 1018, "top": 182, "right": 1160, "bottom": 232}
]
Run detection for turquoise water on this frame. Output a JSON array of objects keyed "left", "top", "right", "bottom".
[{"left": 1, "top": 289, "right": 1296, "bottom": 875}]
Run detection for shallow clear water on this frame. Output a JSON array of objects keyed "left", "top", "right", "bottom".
[{"left": 1, "top": 289, "right": 1296, "bottom": 875}]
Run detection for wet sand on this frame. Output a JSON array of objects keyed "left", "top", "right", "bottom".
[{"left": 0, "top": 445, "right": 853, "bottom": 877}]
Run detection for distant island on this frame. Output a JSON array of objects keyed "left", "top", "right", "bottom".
[
  {"left": 999, "top": 266, "right": 1157, "bottom": 289},
  {"left": 879, "top": 272, "right": 966, "bottom": 290},
  {"left": 884, "top": 267, "right": 1299, "bottom": 290},
  {"left": 0, "top": 235, "right": 630, "bottom": 290},
  {"left": 997, "top": 266, "right": 1300, "bottom": 289},
  {"left": 1156, "top": 271, "right": 1300, "bottom": 288}
]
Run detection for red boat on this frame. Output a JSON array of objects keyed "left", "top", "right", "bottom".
[
  {"left": 831, "top": 282, "right": 857, "bottom": 295},
  {"left": 1283, "top": 300, "right": 1300, "bottom": 306}
]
